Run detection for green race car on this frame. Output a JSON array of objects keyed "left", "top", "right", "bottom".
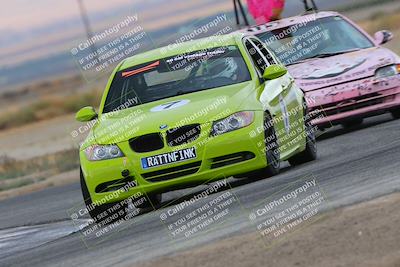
[{"left": 76, "top": 33, "right": 317, "bottom": 221}]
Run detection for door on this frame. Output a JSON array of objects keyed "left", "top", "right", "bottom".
[{"left": 245, "top": 37, "right": 301, "bottom": 157}]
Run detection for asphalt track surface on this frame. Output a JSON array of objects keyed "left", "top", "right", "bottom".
[{"left": 0, "top": 113, "right": 399, "bottom": 267}]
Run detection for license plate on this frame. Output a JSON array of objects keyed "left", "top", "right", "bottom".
[{"left": 141, "top": 147, "right": 197, "bottom": 169}]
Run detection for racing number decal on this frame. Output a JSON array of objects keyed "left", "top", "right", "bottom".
[
  {"left": 150, "top": 99, "right": 190, "bottom": 112},
  {"left": 160, "top": 101, "right": 182, "bottom": 109},
  {"left": 279, "top": 94, "right": 291, "bottom": 134}
]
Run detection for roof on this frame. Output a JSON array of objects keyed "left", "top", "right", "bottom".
[
  {"left": 119, "top": 33, "right": 247, "bottom": 71},
  {"left": 238, "top": 11, "right": 340, "bottom": 35}
]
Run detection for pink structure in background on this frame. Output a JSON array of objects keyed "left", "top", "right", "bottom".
[{"left": 247, "top": 0, "right": 285, "bottom": 24}]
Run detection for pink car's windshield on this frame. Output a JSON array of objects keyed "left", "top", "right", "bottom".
[{"left": 257, "top": 16, "right": 374, "bottom": 65}]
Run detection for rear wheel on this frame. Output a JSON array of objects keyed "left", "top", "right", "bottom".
[
  {"left": 288, "top": 108, "right": 317, "bottom": 166},
  {"left": 391, "top": 109, "right": 400, "bottom": 119},
  {"left": 262, "top": 114, "right": 281, "bottom": 176},
  {"left": 80, "top": 169, "right": 127, "bottom": 224}
]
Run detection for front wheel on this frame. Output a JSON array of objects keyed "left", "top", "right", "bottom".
[
  {"left": 288, "top": 108, "right": 317, "bottom": 166},
  {"left": 80, "top": 169, "right": 127, "bottom": 223}
]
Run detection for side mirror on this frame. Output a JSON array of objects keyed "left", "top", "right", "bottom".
[
  {"left": 76, "top": 106, "right": 98, "bottom": 122},
  {"left": 374, "top": 30, "right": 393, "bottom": 45},
  {"left": 263, "top": 64, "right": 288, "bottom": 80}
]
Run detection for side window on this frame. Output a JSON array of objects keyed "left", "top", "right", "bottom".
[
  {"left": 245, "top": 39, "right": 268, "bottom": 74},
  {"left": 251, "top": 38, "right": 277, "bottom": 65}
]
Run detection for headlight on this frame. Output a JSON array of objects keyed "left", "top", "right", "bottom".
[
  {"left": 211, "top": 111, "right": 254, "bottom": 136},
  {"left": 375, "top": 64, "right": 400, "bottom": 78},
  {"left": 85, "top": 144, "right": 124, "bottom": 161}
]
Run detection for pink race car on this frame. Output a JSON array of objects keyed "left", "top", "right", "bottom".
[{"left": 242, "top": 11, "right": 400, "bottom": 129}]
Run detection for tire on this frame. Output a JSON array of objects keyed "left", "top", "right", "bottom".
[
  {"left": 341, "top": 118, "right": 363, "bottom": 128},
  {"left": 288, "top": 108, "right": 317, "bottom": 166},
  {"left": 136, "top": 193, "right": 162, "bottom": 210},
  {"left": 391, "top": 109, "right": 400, "bottom": 119},
  {"left": 262, "top": 113, "right": 281, "bottom": 177},
  {"left": 80, "top": 169, "right": 127, "bottom": 224}
]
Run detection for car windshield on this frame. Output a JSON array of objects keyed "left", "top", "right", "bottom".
[
  {"left": 103, "top": 45, "right": 251, "bottom": 113},
  {"left": 256, "top": 16, "right": 374, "bottom": 65}
]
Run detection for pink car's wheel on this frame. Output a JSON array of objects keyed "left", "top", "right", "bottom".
[
  {"left": 391, "top": 109, "right": 400, "bottom": 119},
  {"left": 342, "top": 118, "right": 364, "bottom": 129}
]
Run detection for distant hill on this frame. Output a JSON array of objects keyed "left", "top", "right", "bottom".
[{"left": 0, "top": 0, "right": 377, "bottom": 90}]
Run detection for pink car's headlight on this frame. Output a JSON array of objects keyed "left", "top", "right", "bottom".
[{"left": 375, "top": 64, "right": 400, "bottom": 78}]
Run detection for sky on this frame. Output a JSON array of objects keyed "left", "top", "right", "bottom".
[
  {"left": 0, "top": 0, "right": 373, "bottom": 88},
  {"left": 0, "top": 0, "right": 235, "bottom": 66},
  {"left": 0, "top": 0, "right": 366, "bottom": 67},
  {"left": 0, "top": 0, "right": 135, "bottom": 32}
]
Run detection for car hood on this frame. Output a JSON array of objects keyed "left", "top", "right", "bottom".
[
  {"left": 288, "top": 47, "right": 397, "bottom": 91},
  {"left": 91, "top": 81, "right": 259, "bottom": 144}
]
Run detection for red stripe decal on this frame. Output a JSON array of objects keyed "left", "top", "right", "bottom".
[{"left": 122, "top": 61, "right": 160, "bottom": 78}]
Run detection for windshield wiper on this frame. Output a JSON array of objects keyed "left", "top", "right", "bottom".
[
  {"left": 309, "top": 48, "right": 362, "bottom": 59},
  {"left": 175, "top": 90, "right": 187, "bottom": 96},
  {"left": 287, "top": 48, "right": 362, "bottom": 65},
  {"left": 174, "top": 89, "right": 198, "bottom": 96}
]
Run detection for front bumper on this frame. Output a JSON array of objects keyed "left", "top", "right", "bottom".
[
  {"left": 80, "top": 112, "right": 267, "bottom": 204},
  {"left": 306, "top": 74, "right": 400, "bottom": 127}
]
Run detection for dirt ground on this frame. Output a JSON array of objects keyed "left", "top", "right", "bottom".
[
  {"left": 134, "top": 192, "right": 400, "bottom": 267},
  {"left": 0, "top": 115, "right": 82, "bottom": 160}
]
